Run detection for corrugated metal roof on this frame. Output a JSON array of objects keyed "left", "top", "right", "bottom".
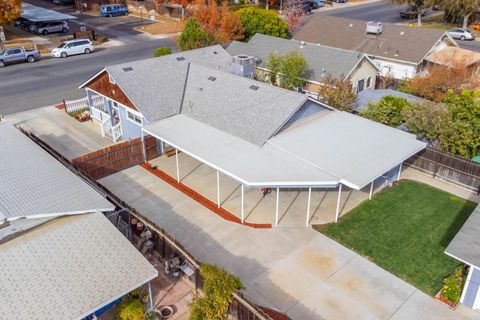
[
  {"left": 0, "top": 123, "right": 114, "bottom": 222},
  {"left": 445, "top": 203, "right": 480, "bottom": 269},
  {"left": 227, "top": 33, "right": 369, "bottom": 81},
  {"left": 0, "top": 212, "right": 157, "bottom": 320}
]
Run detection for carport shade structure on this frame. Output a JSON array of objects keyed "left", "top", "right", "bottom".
[{"left": 21, "top": 3, "right": 77, "bottom": 22}]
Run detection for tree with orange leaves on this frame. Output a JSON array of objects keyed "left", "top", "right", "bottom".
[
  {"left": 193, "top": 0, "right": 244, "bottom": 42},
  {"left": 171, "top": 0, "right": 191, "bottom": 19},
  {"left": 0, "top": 0, "right": 21, "bottom": 49}
]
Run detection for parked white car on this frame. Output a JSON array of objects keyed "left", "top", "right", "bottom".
[
  {"left": 447, "top": 28, "right": 476, "bottom": 41},
  {"left": 51, "top": 39, "right": 94, "bottom": 58}
]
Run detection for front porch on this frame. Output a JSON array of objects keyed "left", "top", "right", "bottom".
[{"left": 147, "top": 151, "right": 391, "bottom": 227}]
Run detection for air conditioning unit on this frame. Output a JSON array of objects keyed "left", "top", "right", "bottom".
[{"left": 366, "top": 21, "right": 383, "bottom": 35}]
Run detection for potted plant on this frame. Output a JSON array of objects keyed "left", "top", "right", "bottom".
[{"left": 144, "top": 309, "right": 161, "bottom": 320}]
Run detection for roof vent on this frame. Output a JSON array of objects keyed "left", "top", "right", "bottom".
[
  {"left": 122, "top": 67, "right": 133, "bottom": 72},
  {"left": 394, "top": 50, "right": 399, "bottom": 57},
  {"left": 400, "top": 31, "right": 405, "bottom": 36},
  {"left": 208, "top": 76, "right": 216, "bottom": 81},
  {"left": 249, "top": 85, "right": 259, "bottom": 91},
  {"left": 349, "top": 23, "right": 354, "bottom": 27},
  {"left": 213, "top": 51, "right": 218, "bottom": 54},
  {"left": 176, "top": 56, "right": 185, "bottom": 61}
]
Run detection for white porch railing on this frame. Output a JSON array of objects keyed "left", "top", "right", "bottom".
[{"left": 112, "top": 122, "right": 123, "bottom": 143}]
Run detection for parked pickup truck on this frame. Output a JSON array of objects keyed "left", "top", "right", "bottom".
[{"left": 0, "top": 47, "right": 40, "bottom": 67}]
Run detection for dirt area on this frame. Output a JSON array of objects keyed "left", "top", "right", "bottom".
[{"left": 133, "top": 16, "right": 184, "bottom": 35}]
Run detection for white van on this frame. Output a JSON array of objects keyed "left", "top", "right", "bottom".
[{"left": 51, "top": 39, "right": 94, "bottom": 58}]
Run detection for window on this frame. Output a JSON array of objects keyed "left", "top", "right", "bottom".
[
  {"left": 366, "top": 77, "right": 371, "bottom": 88},
  {"left": 127, "top": 110, "right": 142, "bottom": 125},
  {"left": 357, "top": 79, "right": 365, "bottom": 93}
]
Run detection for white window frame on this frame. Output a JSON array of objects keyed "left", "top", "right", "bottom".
[{"left": 126, "top": 109, "right": 143, "bottom": 126}]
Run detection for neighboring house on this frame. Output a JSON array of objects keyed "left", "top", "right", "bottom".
[
  {"left": 425, "top": 46, "right": 480, "bottom": 73},
  {"left": 445, "top": 203, "right": 480, "bottom": 311},
  {"left": 0, "top": 122, "right": 157, "bottom": 320},
  {"left": 294, "top": 15, "right": 457, "bottom": 80},
  {"left": 355, "top": 89, "right": 423, "bottom": 112},
  {"left": 227, "top": 33, "right": 379, "bottom": 94},
  {"left": 80, "top": 52, "right": 426, "bottom": 225}
]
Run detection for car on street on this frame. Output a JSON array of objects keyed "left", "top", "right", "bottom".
[
  {"left": 52, "top": 0, "right": 74, "bottom": 4},
  {"left": 448, "top": 28, "right": 476, "bottom": 40},
  {"left": 399, "top": 6, "right": 426, "bottom": 19},
  {"left": 331, "top": 0, "right": 346, "bottom": 3},
  {"left": 305, "top": 0, "right": 324, "bottom": 9},
  {"left": 51, "top": 39, "right": 94, "bottom": 58},
  {"left": 100, "top": 4, "right": 129, "bottom": 17},
  {"left": 32, "top": 21, "right": 69, "bottom": 35},
  {"left": 0, "top": 47, "right": 40, "bottom": 67}
]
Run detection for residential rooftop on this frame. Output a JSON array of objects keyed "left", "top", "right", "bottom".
[
  {"left": 227, "top": 33, "right": 372, "bottom": 81},
  {"left": 294, "top": 15, "right": 454, "bottom": 64}
]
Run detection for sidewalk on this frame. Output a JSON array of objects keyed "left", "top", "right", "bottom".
[{"left": 99, "top": 165, "right": 480, "bottom": 320}]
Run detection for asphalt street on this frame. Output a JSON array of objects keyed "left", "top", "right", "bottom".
[{"left": 0, "top": 38, "right": 175, "bottom": 114}]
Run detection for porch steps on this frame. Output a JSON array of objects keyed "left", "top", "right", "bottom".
[{"left": 141, "top": 163, "right": 272, "bottom": 229}]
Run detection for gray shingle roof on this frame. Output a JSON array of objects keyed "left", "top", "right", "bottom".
[
  {"left": 227, "top": 33, "right": 370, "bottom": 81},
  {"left": 105, "top": 45, "right": 233, "bottom": 123},
  {"left": 355, "top": 89, "right": 423, "bottom": 112},
  {"left": 294, "top": 15, "right": 454, "bottom": 64},
  {"left": 0, "top": 212, "right": 157, "bottom": 320},
  {"left": 445, "top": 203, "right": 480, "bottom": 269},
  {"left": 0, "top": 123, "right": 114, "bottom": 222},
  {"left": 181, "top": 63, "right": 308, "bottom": 146}
]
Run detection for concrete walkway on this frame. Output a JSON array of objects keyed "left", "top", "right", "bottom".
[
  {"left": 99, "top": 165, "right": 479, "bottom": 320},
  {"left": 6, "top": 106, "right": 112, "bottom": 160}
]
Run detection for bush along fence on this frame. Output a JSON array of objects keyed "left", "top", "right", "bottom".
[
  {"left": 19, "top": 127, "right": 279, "bottom": 320},
  {"left": 71, "top": 136, "right": 159, "bottom": 179},
  {"left": 404, "top": 147, "right": 480, "bottom": 193}
]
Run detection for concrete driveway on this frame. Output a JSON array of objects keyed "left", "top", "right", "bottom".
[{"left": 99, "top": 165, "right": 479, "bottom": 320}]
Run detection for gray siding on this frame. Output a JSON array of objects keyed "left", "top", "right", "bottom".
[
  {"left": 463, "top": 267, "right": 480, "bottom": 308},
  {"left": 119, "top": 105, "right": 143, "bottom": 140}
]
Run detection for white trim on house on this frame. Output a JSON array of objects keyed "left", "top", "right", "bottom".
[
  {"left": 461, "top": 266, "right": 475, "bottom": 304},
  {"left": 126, "top": 109, "right": 143, "bottom": 126},
  {"left": 79, "top": 68, "right": 107, "bottom": 89}
]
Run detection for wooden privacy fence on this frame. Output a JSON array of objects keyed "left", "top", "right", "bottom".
[
  {"left": 72, "top": 136, "right": 159, "bottom": 179},
  {"left": 405, "top": 147, "right": 480, "bottom": 192}
]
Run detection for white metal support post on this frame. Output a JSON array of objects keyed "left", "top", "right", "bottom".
[
  {"left": 397, "top": 162, "right": 403, "bottom": 181},
  {"left": 141, "top": 131, "right": 147, "bottom": 163},
  {"left": 148, "top": 281, "right": 154, "bottom": 310},
  {"left": 369, "top": 180, "right": 374, "bottom": 200},
  {"left": 306, "top": 187, "right": 312, "bottom": 227},
  {"left": 241, "top": 184, "right": 245, "bottom": 223},
  {"left": 335, "top": 184, "right": 343, "bottom": 223},
  {"left": 175, "top": 148, "right": 180, "bottom": 182},
  {"left": 160, "top": 140, "right": 164, "bottom": 154},
  {"left": 216, "top": 171, "right": 220, "bottom": 208},
  {"left": 275, "top": 187, "right": 280, "bottom": 226}
]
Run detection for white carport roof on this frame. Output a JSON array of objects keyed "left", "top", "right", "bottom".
[
  {"left": 0, "top": 123, "right": 113, "bottom": 223},
  {"left": 144, "top": 110, "right": 426, "bottom": 190},
  {"left": 143, "top": 114, "right": 340, "bottom": 188},
  {"left": 21, "top": 3, "right": 77, "bottom": 22},
  {"left": 0, "top": 212, "right": 158, "bottom": 320}
]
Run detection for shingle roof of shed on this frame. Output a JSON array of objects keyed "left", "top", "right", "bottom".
[
  {"left": 294, "top": 15, "right": 454, "bottom": 64},
  {"left": 227, "top": 33, "right": 370, "bottom": 81}
]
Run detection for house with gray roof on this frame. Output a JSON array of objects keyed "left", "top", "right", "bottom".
[
  {"left": 294, "top": 15, "right": 457, "bottom": 80},
  {"left": 0, "top": 122, "right": 158, "bottom": 319},
  {"left": 445, "top": 203, "right": 480, "bottom": 311},
  {"left": 80, "top": 49, "right": 426, "bottom": 225},
  {"left": 227, "top": 33, "right": 379, "bottom": 95}
]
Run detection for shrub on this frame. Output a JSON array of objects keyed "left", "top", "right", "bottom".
[
  {"left": 440, "top": 266, "right": 465, "bottom": 304},
  {"left": 189, "top": 264, "right": 243, "bottom": 320},
  {"left": 237, "top": 7, "right": 289, "bottom": 40},
  {"left": 116, "top": 298, "right": 145, "bottom": 320},
  {"left": 153, "top": 47, "right": 172, "bottom": 57},
  {"left": 177, "top": 18, "right": 217, "bottom": 51},
  {"left": 361, "top": 95, "right": 412, "bottom": 127},
  {"left": 266, "top": 51, "right": 308, "bottom": 90}
]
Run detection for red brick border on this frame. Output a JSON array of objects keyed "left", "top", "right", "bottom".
[{"left": 141, "top": 163, "right": 272, "bottom": 229}]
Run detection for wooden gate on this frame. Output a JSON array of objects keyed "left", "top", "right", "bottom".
[{"left": 72, "top": 136, "right": 159, "bottom": 179}]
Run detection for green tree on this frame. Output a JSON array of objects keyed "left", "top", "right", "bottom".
[
  {"left": 316, "top": 75, "right": 357, "bottom": 111},
  {"left": 361, "top": 95, "right": 412, "bottom": 127},
  {"left": 440, "top": 0, "right": 480, "bottom": 28},
  {"left": 266, "top": 51, "right": 308, "bottom": 90},
  {"left": 237, "top": 7, "right": 289, "bottom": 41},
  {"left": 391, "top": 0, "right": 430, "bottom": 26},
  {"left": 189, "top": 264, "right": 243, "bottom": 320},
  {"left": 177, "top": 18, "right": 217, "bottom": 51},
  {"left": 153, "top": 47, "right": 172, "bottom": 57}
]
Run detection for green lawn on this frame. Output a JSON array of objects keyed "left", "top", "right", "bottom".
[{"left": 316, "top": 180, "right": 476, "bottom": 296}]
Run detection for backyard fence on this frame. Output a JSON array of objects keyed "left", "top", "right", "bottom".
[
  {"left": 405, "top": 147, "right": 480, "bottom": 192},
  {"left": 63, "top": 95, "right": 103, "bottom": 113},
  {"left": 19, "top": 127, "right": 278, "bottom": 320},
  {"left": 72, "top": 136, "right": 159, "bottom": 179}
]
